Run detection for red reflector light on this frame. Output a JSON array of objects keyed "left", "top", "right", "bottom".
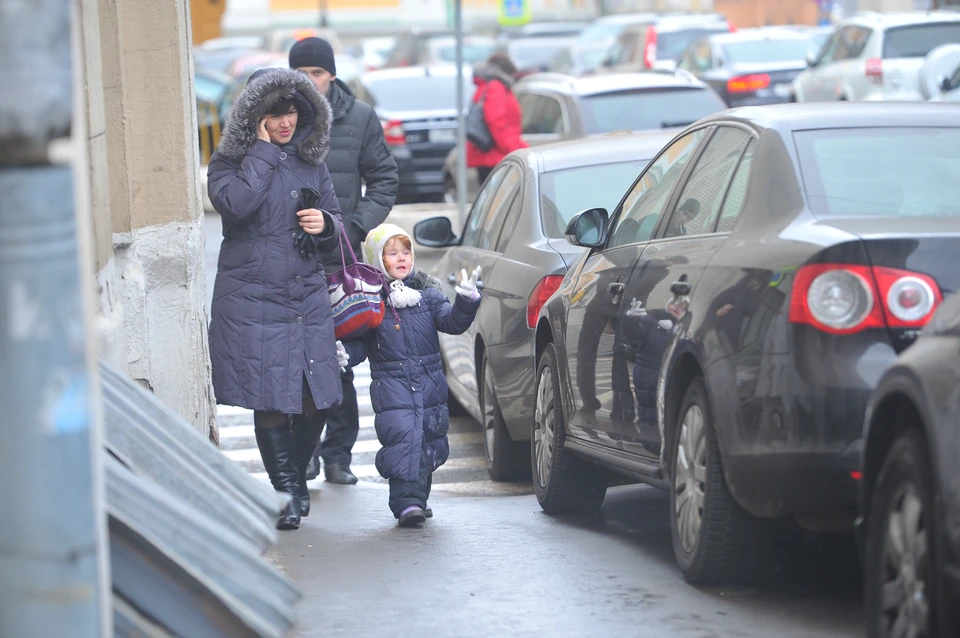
[
  {"left": 865, "top": 57, "right": 883, "bottom": 86},
  {"left": 527, "top": 276, "right": 564, "bottom": 328},
  {"left": 728, "top": 21, "right": 738, "bottom": 33},
  {"left": 381, "top": 119, "right": 406, "bottom": 145},
  {"left": 727, "top": 73, "right": 770, "bottom": 93},
  {"left": 850, "top": 471, "right": 862, "bottom": 481},
  {"left": 788, "top": 263, "right": 942, "bottom": 335},
  {"left": 643, "top": 25, "right": 657, "bottom": 69}
]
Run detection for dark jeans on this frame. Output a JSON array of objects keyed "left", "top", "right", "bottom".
[
  {"left": 315, "top": 367, "right": 359, "bottom": 465},
  {"left": 476, "top": 166, "right": 493, "bottom": 186},
  {"left": 388, "top": 447, "right": 433, "bottom": 518}
]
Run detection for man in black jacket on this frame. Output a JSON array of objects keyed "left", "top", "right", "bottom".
[{"left": 290, "top": 37, "right": 399, "bottom": 485}]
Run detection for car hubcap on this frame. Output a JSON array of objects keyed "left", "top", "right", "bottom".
[
  {"left": 482, "top": 363, "right": 496, "bottom": 464},
  {"left": 674, "top": 403, "right": 707, "bottom": 554},
  {"left": 534, "top": 364, "right": 556, "bottom": 489},
  {"left": 881, "top": 483, "right": 929, "bottom": 638}
]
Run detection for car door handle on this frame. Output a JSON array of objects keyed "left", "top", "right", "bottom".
[
  {"left": 671, "top": 281, "right": 691, "bottom": 296},
  {"left": 607, "top": 282, "right": 625, "bottom": 295}
]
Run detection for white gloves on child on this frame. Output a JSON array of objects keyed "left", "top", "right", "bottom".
[
  {"left": 336, "top": 340, "right": 349, "bottom": 368},
  {"left": 625, "top": 298, "right": 646, "bottom": 318},
  {"left": 455, "top": 266, "right": 482, "bottom": 301}
]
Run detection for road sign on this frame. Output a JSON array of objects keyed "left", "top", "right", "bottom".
[{"left": 498, "top": 0, "right": 531, "bottom": 27}]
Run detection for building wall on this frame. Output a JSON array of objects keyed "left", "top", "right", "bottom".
[
  {"left": 192, "top": 0, "right": 227, "bottom": 45},
  {"left": 714, "top": 0, "right": 820, "bottom": 27}
]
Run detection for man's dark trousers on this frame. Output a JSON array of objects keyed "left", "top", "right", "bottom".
[{"left": 315, "top": 368, "right": 359, "bottom": 466}]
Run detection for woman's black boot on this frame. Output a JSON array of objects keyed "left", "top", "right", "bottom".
[
  {"left": 255, "top": 427, "right": 301, "bottom": 530},
  {"left": 291, "top": 415, "right": 325, "bottom": 517}
]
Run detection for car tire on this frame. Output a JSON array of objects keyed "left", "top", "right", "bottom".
[
  {"left": 669, "top": 377, "right": 771, "bottom": 585},
  {"left": 865, "top": 431, "right": 937, "bottom": 638},
  {"left": 532, "top": 343, "right": 606, "bottom": 515},
  {"left": 480, "top": 352, "right": 531, "bottom": 481}
]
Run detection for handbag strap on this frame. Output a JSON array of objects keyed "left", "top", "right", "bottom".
[{"left": 337, "top": 228, "right": 361, "bottom": 271}]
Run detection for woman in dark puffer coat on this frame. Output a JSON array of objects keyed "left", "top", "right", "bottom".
[
  {"left": 342, "top": 223, "right": 481, "bottom": 527},
  {"left": 208, "top": 68, "right": 347, "bottom": 531}
]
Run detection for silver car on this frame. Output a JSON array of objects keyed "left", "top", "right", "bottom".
[{"left": 414, "top": 131, "right": 674, "bottom": 480}]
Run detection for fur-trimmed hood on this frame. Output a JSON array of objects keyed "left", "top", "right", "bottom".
[
  {"left": 216, "top": 68, "right": 332, "bottom": 166},
  {"left": 473, "top": 62, "right": 516, "bottom": 89},
  {"left": 403, "top": 269, "right": 442, "bottom": 292}
]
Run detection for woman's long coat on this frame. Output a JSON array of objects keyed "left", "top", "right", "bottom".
[
  {"left": 207, "top": 68, "right": 344, "bottom": 414},
  {"left": 342, "top": 271, "right": 480, "bottom": 481}
]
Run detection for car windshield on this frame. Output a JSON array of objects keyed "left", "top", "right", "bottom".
[
  {"left": 540, "top": 160, "right": 652, "bottom": 238},
  {"left": 578, "top": 21, "right": 628, "bottom": 43},
  {"left": 429, "top": 37, "right": 498, "bottom": 63},
  {"left": 657, "top": 26, "right": 729, "bottom": 60},
  {"left": 882, "top": 22, "right": 960, "bottom": 59},
  {"left": 195, "top": 74, "right": 227, "bottom": 103},
  {"left": 579, "top": 88, "right": 727, "bottom": 134},
  {"left": 794, "top": 127, "right": 960, "bottom": 218},
  {"left": 509, "top": 41, "right": 572, "bottom": 70},
  {"left": 364, "top": 75, "right": 473, "bottom": 111},
  {"left": 723, "top": 38, "right": 817, "bottom": 64}
]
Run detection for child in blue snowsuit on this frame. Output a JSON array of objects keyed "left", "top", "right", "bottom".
[{"left": 341, "top": 223, "right": 481, "bottom": 527}]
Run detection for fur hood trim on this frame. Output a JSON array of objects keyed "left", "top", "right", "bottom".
[
  {"left": 216, "top": 68, "right": 332, "bottom": 166},
  {"left": 473, "top": 62, "right": 515, "bottom": 89},
  {"left": 404, "top": 270, "right": 442, "bottom": 292}
]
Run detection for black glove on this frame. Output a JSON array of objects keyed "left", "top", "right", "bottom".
[{"left": 294, "top": 187, "right": 323, "bottom": 259}]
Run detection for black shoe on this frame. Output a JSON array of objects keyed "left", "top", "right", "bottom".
[
  {"left": 324, "top": 462, "right": 359, "bottom": 485},
  {"left": 305, "top": 455, "right": 321, "bottom": 481},
  {"left": 255, "top": 427, "right": 301, "bottom": 530},
  {"left": 424, "top": 505, "right": 433, "bottom": 518},
  {"left": 398, "top": 507, "right": 426, "bottom": 527},
  {"left": 292, "top": 418, "right": 325, "bottom": 517}
]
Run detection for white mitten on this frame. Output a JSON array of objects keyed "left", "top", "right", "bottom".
[
  {"left": 625, "top": 297, "right": 646, "bottom": 318},
  {"left": 336, "top": 341, "right": 349, "bottom": 368},
  {"left": 455, "top": 266, "right": 482, "bottom": 301}
]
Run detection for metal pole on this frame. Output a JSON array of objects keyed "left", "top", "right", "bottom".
[
  {"left": 0, "top": 1, "right": 109, "bottom": 636},
  {"left": 454, "top": 0, "right": 468, "bottom": 229}
]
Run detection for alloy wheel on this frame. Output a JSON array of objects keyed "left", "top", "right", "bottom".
[
  {"left": 881, "top": 483, "right": 930, "bottom": 638},
  {"left": 534, "top": 364, "right": 556, "bottom": 489},
  {"left": 482, "top": 361, "right": 496, "bottom": 464},
  {"left": 674, "top": 403, "right": 707, "bottom": 554}
]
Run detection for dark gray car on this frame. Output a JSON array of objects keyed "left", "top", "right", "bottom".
[{"left": 414, "top": 131, "right": 674, "bottom": 480}]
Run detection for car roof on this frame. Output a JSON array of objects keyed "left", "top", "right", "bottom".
[
  {"left": 707, "top": 27, "right": 813, "bottom": 44},
  {"left": 518, "top": 71, "right": 705, "bottom": 95},
  {"left": 513, "top": 130, "right": 677, "bottom": 173},
  {"left": 593, "top": 12, "right": 659, "bottom": 25},
  {"left": 844, "top": 10, "right": 960, "bottom": 28},
  {"left": 360, "top": 65, "right": 471, "bottom": 80},
  {"left": 701, "top": 102, "right": 960, "bottom": 134}
]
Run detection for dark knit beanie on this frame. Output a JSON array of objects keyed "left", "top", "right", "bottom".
[{"left": 289, "top": 37, "right": 336, "bottom": 75}]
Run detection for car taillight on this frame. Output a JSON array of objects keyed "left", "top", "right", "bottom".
[
  {"left": 527, "top": 275, "right": 564, "bottom": 328},
  {"left": 728, "top": 21, "right": 738, "bottom": 33},
  {"left": 643, "top": 25, "right": 657, "bottom": 69},
  {"left": 727, "top": 73, "right": 770, "bottom": 94},
  {"left": 381, "top": 119, "right": 406, "bottom": 145},
  {"left": 789, "top": 264, "right": 942, "bottom": 335},
  {"left": 865, "top": 57, "right": 883, "bottom": 86}
]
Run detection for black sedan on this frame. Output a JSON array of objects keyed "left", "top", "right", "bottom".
[
  {"left": 414, "top": 131, "right": 673, "bottom": 480},
  {"left": 349, "top": 66, "right": 472, "bottom": 203},
  {"left": 860, "top": 292, "right": 960, "bottom": 638},
  {"left": 676, "top": 28, "right": 818, "bottom": 107},
  {"left": 533, "top": 103, "right": 960, "bottom": 585}
]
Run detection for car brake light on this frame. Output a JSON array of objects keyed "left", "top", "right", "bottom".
[
  {"left": 865, "top": 57, "right": 883, "bottom": 86},
  {"left": 727, "top": 73, "right": 770, "bottom": 93},
  {"left": 643, "top": 25, "right": 657, "bottom": 69},
  {"left": 788, "top": 264, "right": 942, "bottom": 335},
  {"left": 381, "top": 119, "right": 406, "bottom": 145},
  {"left": 527, "top": 275, "right": 564, "bottom": 328},
  {"left": 728, "top": 21, "right": 738, "bottom": 33}
]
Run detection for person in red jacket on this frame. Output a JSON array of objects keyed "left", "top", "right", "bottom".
[{"left": 466, "top": 53, "right": 528, "bottom": 184}]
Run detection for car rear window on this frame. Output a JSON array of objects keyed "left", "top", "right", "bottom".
[
  {"left": 723, "top": 38, "right": 817, "bottom": 65},
  {"left": 794, "top": 127, "right": 960, "bottom": 218},
  {"left": 882, "top": 22, "right": 960, "bottom": 59},
  {"left": 364, "top": 75, "right": 473, "bottom": 111},
  {"left": 579, "top": 88, "right": 727, "bottom": 134},
  {"left": 429, "top": 37, "right": 497, "bottom": 63},
  {"left": 657, "top": 26, "right": 730, "bottom": 60},
  {"left": 539, "top": 160, "right": 652, "bottom": 238}
]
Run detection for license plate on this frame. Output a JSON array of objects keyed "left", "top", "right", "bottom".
[
  {"left": 429, "top": 128, "right": 457, "bottom": 144},
  {"left": 774, "top": 83, "right": 792, "bottom": 98}
]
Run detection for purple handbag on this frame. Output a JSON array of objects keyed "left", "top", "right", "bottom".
[{"left": 326, "top": 233, "right": 385, "bottom": 340}]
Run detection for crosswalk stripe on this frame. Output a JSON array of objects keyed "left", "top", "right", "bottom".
[
  {"left": 219, "top": 413, "right": 377, "bottom": 441},
  {"left": 249, "top": 454, "right": 488, "bottom": 482}
]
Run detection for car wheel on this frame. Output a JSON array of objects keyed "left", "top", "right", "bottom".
[
  {"left": 480, "top": 352, "right": 531, "bottom": 481},
  {"left": 669, "top": 377, "right": 771, "bottom": 585},
  {"left": 532, "top": 343, "right": 606, "bottom": 515},
  {"left": 865, "top": 431, "right": 936, "bottom": 638}
]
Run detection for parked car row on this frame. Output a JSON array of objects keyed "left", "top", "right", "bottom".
[{"left": 412, "top": 101, "right": 960, "bottom": 636}]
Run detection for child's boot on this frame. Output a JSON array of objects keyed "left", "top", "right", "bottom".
[{"left": 398, "top": 505, "right": 425, "bottom": 527}]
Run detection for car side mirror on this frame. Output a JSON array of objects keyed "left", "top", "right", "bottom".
[
  {"left": 413, "top": 216, "right": 459, "bottom": 247},
  {"left": 805, "top": 51, "right": 819, "bottom": 68},
  {"left": 564, "top": 207, "right": 608, "bottom": 248}
]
